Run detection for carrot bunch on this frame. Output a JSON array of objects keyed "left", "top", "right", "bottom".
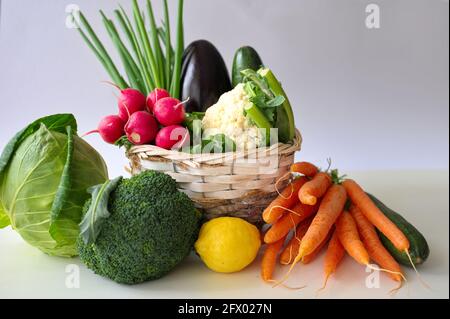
[{"left": 260, "top": 161, "right": 408, "bottom": 292}]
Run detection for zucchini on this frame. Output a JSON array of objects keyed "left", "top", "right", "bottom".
[
  {"left": 367, "top": 193, "right": 430, "bottom": 267},
  {"left": 232, "top": 46, "right": 264, "bottom": 87}
]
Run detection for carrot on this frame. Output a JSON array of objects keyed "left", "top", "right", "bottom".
[
  {"left": 290, "top": 161, "right": 318, "bottom": 177},
  {"left": 298, "top": 184, "right": 347, "bottom": 258},
  {"left": 275, "top": 184, "right": 347, "bottom": 286},
  {"left": 261, "top": 237, "right": 286, "bottom": 282},
  {"left": 302, "top": 230, "right": 332, "bottom": 264},
  {"left": 336, "top": 211, "right": 370, "bottom": 265},
  {"left": 336, "top": 210, "right": 406, "bottom": 289},
  {"left": 298, "top": 172, "right": 332, "bottom": 205},
  {"left": 264, "top": 201, "right": 319, "bottom": 244},
  {"left": 350, "top": 204, "right": 403, "bottom": 282},
  {"left": 263, "top": 177, "right": 308, "bottom": 224},
  {"left": 321, "top": 229, "right": 345, "bottom": 289},
  {"left": 279, "top": 217, "right": 314, "bottom": 265},
  {"left": 342, "top": 179, "right": 409, "bottom": 252}
]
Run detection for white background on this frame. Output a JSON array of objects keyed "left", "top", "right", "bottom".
[{"left": 0, "top": 0, "right": 448, "bottom": 178}]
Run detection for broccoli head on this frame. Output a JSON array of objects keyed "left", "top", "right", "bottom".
[{"left": 77, "top": 171, "right": 201, "bottom": 284}]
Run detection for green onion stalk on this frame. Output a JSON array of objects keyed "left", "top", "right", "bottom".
[{"left": 73, "top": 0, "right": 184, "bottom": 98}]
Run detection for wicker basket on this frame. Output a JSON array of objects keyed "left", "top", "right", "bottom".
[{"left": 127, "top": 130, "right": 302, "bottom": 225}]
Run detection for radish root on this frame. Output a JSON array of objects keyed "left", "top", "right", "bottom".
[
  {"left": 82, "top": 130, "right": 99, "bottom": 138},
  {"left": 175, "top": 97, "right": 190, "bottom": 109},
  {"left": 101, "top": 80, "right": 121, "bottom": 90}
]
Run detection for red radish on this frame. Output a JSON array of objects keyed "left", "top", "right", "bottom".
[
  {"left": 153, "top": 97, "right": 186, "bottom": 126},
  {"left": 125, "top": 111, "right": 158, "bottom": 145},
  {"left": 84, "top": 115, "right": 125, "bottom": 144},
  {"left": 118, "top": 88, "right": 146, "bottom": 121},
  {"left": 155, "top": 125, "right": 190, "bottom": 150},
  {"left": 146, "top": 88, "right": 170, "bottom": 113}
]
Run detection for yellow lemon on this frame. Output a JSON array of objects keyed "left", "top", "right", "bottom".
[{"left": 195, "top": 217, "right": 261, "bottom": 273}]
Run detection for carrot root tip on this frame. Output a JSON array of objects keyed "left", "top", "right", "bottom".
[
  {"left": 267, "top": 279, "right": 306, "bottom": 291},
  {"left": 273, "top": 254, "right": 302, "bottom": 288},
  {"left": 405, "top": 249, "right": 431, "bottom": 290},
  {"left": 316, "top": 274, "right": 331, "bottom": 297},
  {"left": 275, "top": 175, "right": 295, "bottom": 199},
  {"left": 389, "top": 280, "right": 405, "bottom": 296},
  {"left": 366, "top": 264, "right": 407, "bottom": 285},
  {"left": 266, "top": 205, "right": 303, "bottom": 224}
]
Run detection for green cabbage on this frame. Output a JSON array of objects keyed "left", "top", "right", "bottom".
[{"left": 0, "top": 114, "right": 108, "bottom": 257}]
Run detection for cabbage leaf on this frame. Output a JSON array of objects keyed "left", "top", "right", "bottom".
[{"left": 0, "top": 114, "right": 108, "bottom": 257}]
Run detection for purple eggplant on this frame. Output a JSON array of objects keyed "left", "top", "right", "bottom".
[{"left": 180, "top": 40, "right": 232, "bottom": 112}]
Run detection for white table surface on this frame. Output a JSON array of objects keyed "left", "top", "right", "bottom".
[{"left": 0, "top": 170, "right": 448, "bottom": 299}]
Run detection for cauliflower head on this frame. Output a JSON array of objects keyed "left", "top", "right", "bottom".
[{"left": 202, "top": 84, "right": 263, "bottom": 150}]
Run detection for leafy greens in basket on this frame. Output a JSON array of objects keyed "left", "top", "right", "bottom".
[
  {"left": 242, "top": 68, "right": 296, "bottom": 143},
  {"left": 0, "top": 114, "right": 108, "bottom": 257}
]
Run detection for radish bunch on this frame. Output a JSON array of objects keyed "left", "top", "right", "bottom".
[{"left": 87, "top": 87, "right": 189, "bottom": 150}]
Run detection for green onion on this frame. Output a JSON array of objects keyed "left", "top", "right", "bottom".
[
  {"left": 76, "top": 11, "right": 128, "bottom": 89},
  {"left": 158, "top": 25, "right": 175, "bottom": 73},
  {"left": 100, "top": 10, "right": 145, "bottom": 93},
  {"left": 146, "top": 0, "right": 165, "bottom": 88},
  {"left": 115, "top": 7, "right": 155, "bottom": 92},
  {"left": 170, "top": 0, "right": 184, "bottom": 98},
  {"left": 74, "top": 1, "right": 185, "bottom": 96},
  {"left": 132, "top": 0, "right": 160, "bottom": 88},
  {"left": 162, "top": 0, "right": 172, "bottom": 90}
]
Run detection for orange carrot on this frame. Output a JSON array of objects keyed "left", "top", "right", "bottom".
[
  {"left": 275, "top": 185, "right": 347, "bottom": 286},
  {"left": 298, "top": 172, "right": 332, "bottom": 205},
  {"left": 350, "top": 205, "right": 403, "bottom": 281},
  {"left": 279, "top": 217, "right": 314, "bottom": 265},
  {"left": 336, "top": 211, "right": 370, "bottom": 265},
  {"left": 336, "top": 210, "right": 406, "bottom": 288},
  {"left": 261, "top": 237, "right": 286, "bottom": 282},
  {"left": 298, "top": 184, "right": 347, "bottom": 258},
  {"left": 343, "top": 179, "right": 409, "bottom": 252},
  {"left": 302, "top": 230, "right": 332, "bottom": 264},
  {"left": 264, "top": 201, "right": 319, "bottom": 244},
  {"left": 322, "top": 229, "right": 345, "bottom": 287},
  {"left": 290, "top": 162, "right": 318, "bottom": 178},
  {"left": 263, "top": 177, "right": 308, "bottom": 224}
]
